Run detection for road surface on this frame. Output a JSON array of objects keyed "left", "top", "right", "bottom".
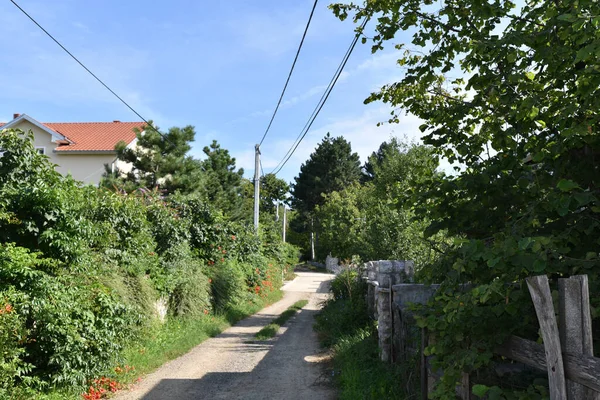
[{"left": 115, "top": 271, "right": 336, "bottom": 400}]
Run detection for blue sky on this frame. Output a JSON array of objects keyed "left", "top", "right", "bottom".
[{"left": 0, "top": 0, "right": 424, "bottom": 183}]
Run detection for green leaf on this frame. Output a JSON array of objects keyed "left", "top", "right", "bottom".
[
  {"left": 525, "top": 71, "right": 535, "bottom": 81},
  {"left": 472, "top": 384, "right": 490, "bottom": 397},
  {"left": 528, "top": 106, "right": 539, "bottom": 119},
  {"left": 557, "top": 179, "right": 579, "bottom": 192},
  {"left": 519, "top": 237, "right": 531, "bottom": 250},
  {"left": 533, "top": 259, "right": 547, "bottom": 272}
]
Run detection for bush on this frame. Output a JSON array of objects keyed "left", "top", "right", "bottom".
[
  {"left": 0, "top": 288, "right": 29, "bottom": 398},
  {"left": 315, "top": 269, "right": 369, "bottom": 347},
  {"left": 208, "top": 260, "right": 248, "bottom": 313},
  {"left": 0, "top": 244, "right": 140, "bottom": 387},
  {"left": 168, "top": 263, "right": 212, "bottom": 318},
  {"left": 0, "top": 129, "right": 298, "bottom": 395}
]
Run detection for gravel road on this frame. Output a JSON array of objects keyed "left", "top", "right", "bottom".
[{"left": 115, "top": 271, "right": 336, "bottom": 400}]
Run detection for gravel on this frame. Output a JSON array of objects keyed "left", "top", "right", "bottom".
[{"left": 114, "top": 271, "right": 337, "bottom": 400}]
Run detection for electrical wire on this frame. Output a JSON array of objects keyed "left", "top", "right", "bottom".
[
  {"left": 10, "top": 0, "right": 171, "bottom": 143},
  {"left": 271, "top": 18, "right": 368, "bottom": 176},
  {"left": 258, "top": 0, "right": 318, "bottom": 147}
]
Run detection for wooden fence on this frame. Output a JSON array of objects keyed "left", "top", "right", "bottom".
[{"left": 365, "top": 263, "right": 600, "bottom": 399}]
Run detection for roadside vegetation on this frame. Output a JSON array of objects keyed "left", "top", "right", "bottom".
[
  {"left": 314, "top": 270, "right": 411, "bottom": 400},
  {"left": 304, "top": 0, "right": 600, "bottom": 398},
  {"left": 0, "top": 129, "right": 296, "bottom": 399},
  {"left": 254, "top": 299, "right": 308, "bottom": 340}
]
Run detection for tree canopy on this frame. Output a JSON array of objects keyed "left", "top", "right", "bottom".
[
  {"left": 290, "top": 133, "right": 361, "bottom": 214},
  {"left": 101, "top": 123, "right": 204, "bottom": 195},
  {"left": 331, "top": 0, "right": 600, "bottom": 397},
  {"left": 200, "top": 140, "right": 245, "bottom": 219}
]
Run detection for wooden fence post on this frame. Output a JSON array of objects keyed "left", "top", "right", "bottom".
[
  {"left": 571, "top": 275, "right": 600, "bottom": 400},
  {"left": 527, "top": 275, "right": 567, "bottom": 400},
  {"left": 558, "top": 278, "right": 585, "bottom": 399}
]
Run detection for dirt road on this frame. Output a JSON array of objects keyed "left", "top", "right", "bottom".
[{"left": 115, "top": 271, "right": 336, "bottom": 400}]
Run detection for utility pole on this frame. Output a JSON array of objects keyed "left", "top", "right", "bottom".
[
  {"left": 253, "top": 144, "right": 260, "bottom": 231},
  {"left": 282, "top": 205, "right": 287, "bottom": 243}
]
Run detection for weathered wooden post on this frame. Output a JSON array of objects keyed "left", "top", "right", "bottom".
[
  {"left": 559, "top": 275, "right": 599, "bottom": 400},
  {"left": 527, "top": 275, "right": 567, "bottom": 400}
]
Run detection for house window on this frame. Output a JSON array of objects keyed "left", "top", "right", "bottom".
[{"left": 35, "top": 147, "right": 45, "bottom": 155}]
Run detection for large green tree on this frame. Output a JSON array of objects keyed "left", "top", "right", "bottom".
[
  {"left": 102, "top": 124, "right": 204, "bottom": 195},
  {"left": 200, "top": 140, "right": 245, "bottom": 219},
  {"left": 290, "top": 133, "right": 361, "bottom": 214},
  {"left": 260, "top": 173, "right": 289, "bottom": 214},
  {"left": 289, "top": 133, "right": 361, "bottom": 259},
  {"left": 333, "top": 0, "right": 600, "bottom": 397}
]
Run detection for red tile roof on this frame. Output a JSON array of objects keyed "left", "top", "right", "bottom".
[
  {"left": 46, "top": 122, "right": 143, "bottom": 152},
  {"left": 1, "top": 118, "right": 144, "bottom": 152}
]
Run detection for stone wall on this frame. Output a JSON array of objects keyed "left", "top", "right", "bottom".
[{"left": 365, "top": 260, "right": 415, "bottom": 362}]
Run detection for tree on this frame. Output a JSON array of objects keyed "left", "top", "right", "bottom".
[
  {"left": 332, "top": 1, "right": 600, "bottom": 397},
  {"left": 290, "top": 133, "right": 361, "bottom": 214},
  {"left": 260, "top": 173, "right": 289, "bottom": 214},
  {"left": 289, "top": 133, "right": 361, "bottom": 260},
  {"left": 200, "top": 140, "right": 245, "bottom": 219},
  {"left": 102, "top": 123, "right": 204, "bottom": 195}
]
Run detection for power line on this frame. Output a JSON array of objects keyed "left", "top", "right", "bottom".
[
  {"left": 258, "top": 0, "right": 318, "bottom": 147},
  {"left": 9, "top": 0, "right": 169, "bottom": 142},
  {"left": 271, "top": 18, "right": 368, "bottom": 176},
  {"left": 259, "top": 159, "right": 265, "bottom": 177}
]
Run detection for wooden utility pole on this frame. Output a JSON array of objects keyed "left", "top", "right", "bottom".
[{"left": 253, "top": 144, "right": 260, "bottom": 231}]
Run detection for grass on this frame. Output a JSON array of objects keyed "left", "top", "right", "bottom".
[
  {"left": 314, "top": 277, "right": 414, "bottom": 400},
  {"left": 254, "top": 299, "right": 308, "bottom": 340},
  {"left": 33, "top": 289, "right": 283, "bottom": 400}
]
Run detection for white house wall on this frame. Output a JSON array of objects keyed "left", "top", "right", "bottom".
[{"left": 6, "top": 120, "right": 118, "bottom": 185}]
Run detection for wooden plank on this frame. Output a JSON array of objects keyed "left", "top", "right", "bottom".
[
  {"left": 572, "top": 276, "right": 594, "bottom": 355},
  {"left": 571, "top": 275, "right": 600, "bottom": 400},
  {"left": 421, "top": 328, "right": 427, "bottom": 400},
  {"left": 526, "top": 275, "right": 568, "bottom": 399},
  {"left": 559, "top": 278, "right": 585, "bottom": 399},
  {"left": 496, "top": 335, "right": 600, "bottom": 393},
  {"left": 458, "top": 373, "right": 470, "bottom": 400}
]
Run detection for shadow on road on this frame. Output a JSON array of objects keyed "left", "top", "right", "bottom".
[{"left": 139, "top": 308, "right": 334, "bottom": 400}]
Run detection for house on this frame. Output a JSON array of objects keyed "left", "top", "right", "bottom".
[{"left": 0, "top": 113, "right": 144, "bottom": 185}]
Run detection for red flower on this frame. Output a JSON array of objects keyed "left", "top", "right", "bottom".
[{"left": 231, "top": 235, "right": 236, "bottom": 240}]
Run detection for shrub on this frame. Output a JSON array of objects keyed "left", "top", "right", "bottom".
[
  {"left": 0, "top": 244, "right": 140, "bottom": 387},
  {"left": 0, "top": 288, "right": 29, "bottom": 398},
  {"left": 208, "top": 260, "right": 248, "bottom": 313},
  {"left": 168, "top": 263, "right": 212, "bottom": 318}
]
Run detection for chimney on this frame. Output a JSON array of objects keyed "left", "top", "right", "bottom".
[
  {"left": 13, "top": 113, "right": 20, "bottom": 119},
  {"left": 113, "top": 120, "right": 120, "bottom": 123}
]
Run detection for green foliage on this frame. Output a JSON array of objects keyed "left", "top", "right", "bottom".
[
  {"left": 291, "top": 133, "right": 361, "bottom": 214},
  {"left": 168, "top": 264, "right": 212, "bottom": 318},
  {"left": 103, "top": 123, "right": 204, "bottom": 195},
  {"left": 208, "top": 260, "right": 250, "bottom": 313},
  {"left": 0, "top": 128, "right": 298, "bottom": 396},
  {"left": 0, "top": 288, "right": 30, "bottom": 398},
  {"left": 315, "top": 270, "right": 410, "bottom": 399},
  {"left": 331, "top": 0, "right": 600, "bottom": 396},
  {"left": 260, "top": 173, "right": 289, "bottom": 213},
  {"left": 314, "top": 140, "right": 442, "bottom": 266},
  {"left": 200, "top": 140, "right": 245, "bottom": 219},
  {"left": 0, "top": 244, "right": 139, "bottom": 387},
  {"left": 315, "top": 269, "right": 369, "bottom": 347}
]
